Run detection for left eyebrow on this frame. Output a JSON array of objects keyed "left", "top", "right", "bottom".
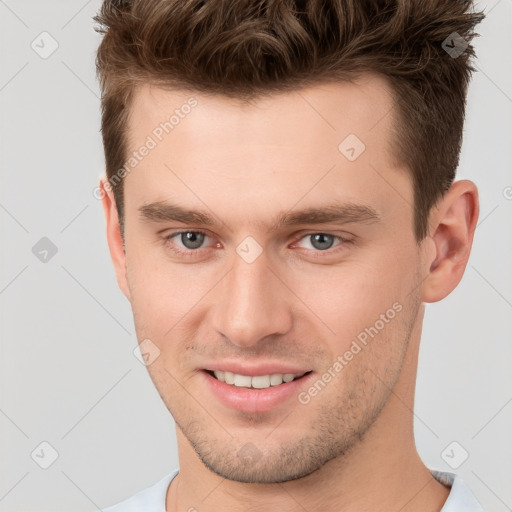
[
  {"left": 270, "top": 203, "right": 381, "bottom": 231},
  {"left": 138, "top": 200, "right": 382, "bottom": 231}
]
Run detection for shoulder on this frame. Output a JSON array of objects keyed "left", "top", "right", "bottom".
[{"left": 102, "top": 469, "right": 179, "bottom": 512}]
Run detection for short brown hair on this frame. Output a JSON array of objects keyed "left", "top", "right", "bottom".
[{"left": 94, "top": 0, "right": 484, "bottom": 240}]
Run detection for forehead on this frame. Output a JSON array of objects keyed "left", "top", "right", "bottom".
[
  {"left": 123, "top": 74, "right": 410, "bottom": 229},
  {"left": 128, "top": 73, "right": 397, "bottom": 149}
]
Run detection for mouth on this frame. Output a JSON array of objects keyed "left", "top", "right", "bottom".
[
  {"left": 204, "top": 369, "right": 313, "bottom": 389},
  {"left": 201, "top": 367, "right": 316, "bottom": 413}
]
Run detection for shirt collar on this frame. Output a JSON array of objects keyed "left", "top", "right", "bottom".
[{"left": 430, "top": 469, "right": 485, "bottom": 511}]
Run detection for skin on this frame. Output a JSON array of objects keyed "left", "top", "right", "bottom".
[{"left": 100, "top": 73, "right": 479, "bottom": 512}]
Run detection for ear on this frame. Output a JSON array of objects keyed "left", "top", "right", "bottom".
[
  {"left": 421, "top": 180, "right": 479, "bottom": 303},
  {"left": 100, "top": 177, "right": 131, "bottom": 301}
]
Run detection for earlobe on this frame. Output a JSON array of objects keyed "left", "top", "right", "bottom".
[
  {"left": 100, "top": 177, "right": 131, "bottom": 301},
  {"left": 421, "top": 180, "right": 479, "bottom": 303}
]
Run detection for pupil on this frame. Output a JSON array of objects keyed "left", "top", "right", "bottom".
[
  {"left": 312, "top": 234, "right": 333, "bottom": 250},
  {"left": 182, "top": 232, "right": 204, "bottom": 249}
]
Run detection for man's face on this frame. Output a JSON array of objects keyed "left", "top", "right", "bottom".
[{"left": 116, "top": 74, "right": 428, "bottom": 483}]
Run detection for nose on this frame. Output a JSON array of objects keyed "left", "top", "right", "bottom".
[{"left": 211, "top": 247, "right": 293, "bottom": 348}]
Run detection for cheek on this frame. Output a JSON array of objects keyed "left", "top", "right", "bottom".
[
  {"left": 294, "top": 254, "right": 411, "bottom": 319},
  {"left": 125, "top": 228, "right": 419, "bottom": 344},
  {"left": 125, "top": 245, "right": 220, "bottom": 348}
]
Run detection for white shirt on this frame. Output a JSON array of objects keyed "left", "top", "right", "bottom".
[{"left": 102, "top": 468, "right": 484, "bottom": 511}]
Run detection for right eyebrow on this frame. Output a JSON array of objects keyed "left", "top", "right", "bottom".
[{"left": 139, "top": 202, "right": 216, "bottom": 226}]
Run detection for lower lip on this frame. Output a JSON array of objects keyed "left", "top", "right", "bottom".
[{"left": 201, "top": 370, "right": 314, "bottom": 413}]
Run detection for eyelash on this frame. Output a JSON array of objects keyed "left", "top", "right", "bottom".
[{"left": 163, "top": 230, "right": 353, "bottom": 258}]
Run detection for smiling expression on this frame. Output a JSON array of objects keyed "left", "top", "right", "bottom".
[{"left": 108, "top": 73, "right": 430, "bottom": 483}]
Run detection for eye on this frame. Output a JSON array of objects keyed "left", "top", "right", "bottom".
[
  {"left": 164, "top": 230, "right": 212, "bottom": 255},
  {"left": 301, "top": 233, "right": 337, "bottom": 251},
  {"left": 178, "top": 231, "right": 207, "bottom": 249},
  {"left": 163, "top": 230, "right": 353, "bottom": 258},
  {"left": 292, "top": 232, "right": 352, "bottom": 253}
]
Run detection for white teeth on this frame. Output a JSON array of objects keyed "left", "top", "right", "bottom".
[
  {"left": 234, "top": 374, "right": 252, "bottom": 387},
  {"left": 211, "top": 370, "right": 306, "bottom": 389},
  {"left": 270, "top": 374, "right": 283, "bottom": 386},
  {"left": 251, "top": 375, "right": 271, "bottom": 389}
]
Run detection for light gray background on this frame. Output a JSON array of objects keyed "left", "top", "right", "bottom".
[{"left": 1, "top": 1, "right": 511, "bottom": 510}]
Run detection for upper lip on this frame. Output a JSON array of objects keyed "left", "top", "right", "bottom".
[{"left": 202, "top": 361, "right": 312, "bottom": 377}]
